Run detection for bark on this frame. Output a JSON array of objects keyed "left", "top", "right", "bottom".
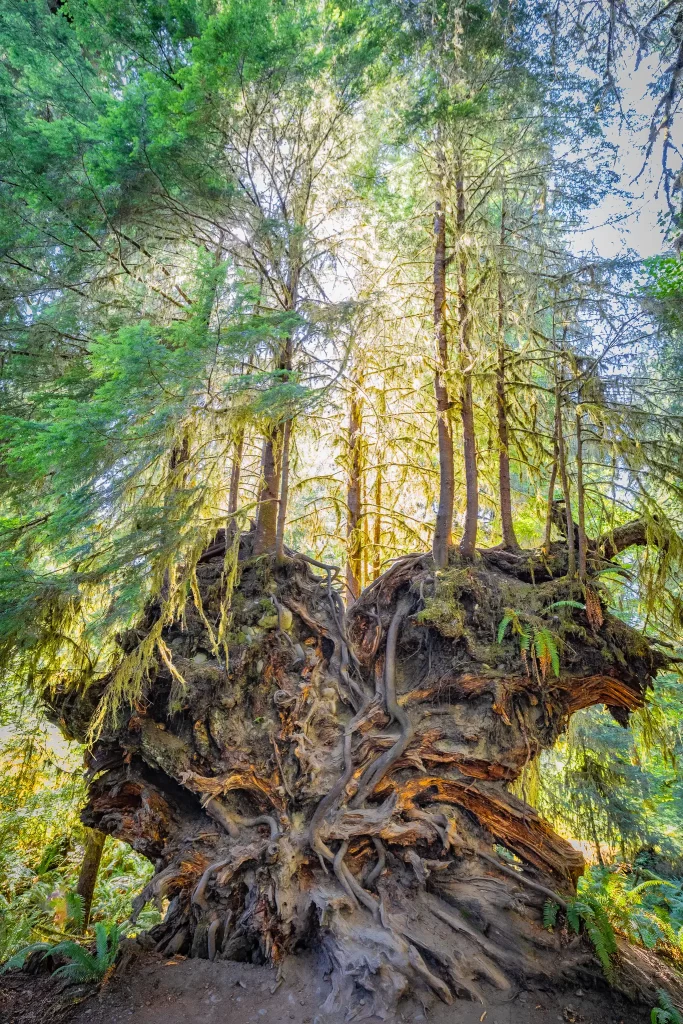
[
  {"left": 597, "top": 519, "right": 652, "bottom": 557},
  {"left": 372, "top": 466, "right": 382, "bottom": 581},
  {"left": 346, "top": 383, "right": 363, "bottom": 603},
  {"left": 543, "top": 398, "right": 560, "bottom": 552},
  {"left": 275, "top": 419, "right": 291, "bottom": 564},
  {"left": 253, "top": 427, "right": 281, "bottom": 555},
  {"left": 496, "top": 200, "right": 519, "bottom": 551},
  {"left": 256, "top": 331, "right": 293, "bottom": 557},
  {"left": 456, "top": 164, "right": 478, "bottom": 559},
  {"left": 46, "top": 523, "right": 670, "bottom": 1016},
  {"left": 497, "top": 215, "right": 518, "bottom": 548},
  {"left": 576, "top": 407, "right": 587, "bottom": 579},
  {"left": 556, "top": 386, "right": 576, "bottom": 576},
  {"left": 432, "top": 196, "right": 455, "bottom": 570},
  {"left": 76, "top": 829, "right": 106, "bottom": 933},
  {"left": 228, "top": 428, "right": 245, "bottom": 520}
]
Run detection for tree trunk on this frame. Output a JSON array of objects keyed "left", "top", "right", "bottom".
[
  {"left": 543, "top": 396, "right": 560, "bottom": 552},
  {"left": 496, "top": 197, "right": 519, "bottom": 551},
  {"left": 228, "top": 428, "right": 245, "bottom": 520},
  {"left": 48, "top": 527, "right": 668, "bottom": 1016},
  {"left": 346, "top": 383, "right": 364, "bottom": 603},
  {"left": 75, "top": 828, "right": 106, "bottom": 933},
  {"left": 556, "top": 377, "right": 576, "bottom": 577},
  {"left": 362, "top": 476, "right": 369, "bottom": 588},
  {"left": 576, "top": 406, "right": 587, "bottom": 579},
  {"left": 256, "top": 331, "right": 293, "bottom": 557},
  {"left": 456, "top": 165, "right": 478, "bottom": 559},
  {"left": 275, "top": 419, "right": 291, "bottom": 564},
  {"left": 253, "top": 427, "right": 281, "bottom": 555},
  {"left": 432, "top": 196, "right": 455, "bottom": 570},
  {"left": 372, "top": 465, "right": 382, "bottom": 580}
]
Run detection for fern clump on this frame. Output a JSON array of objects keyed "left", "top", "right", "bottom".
[
  {"left": 50, "top": 921, "right": 121, "bottom": 983},
  {"left": 2, "top": 921, "right": 121, "bottom": 984},
  {"left": 566, "top": 892, "right": 618, "bottom": 981},
  {"left": 497, "top": 608, "right": 562, "bottom": 679},
  {"left": 652, "top": 990, "right": 683, "bottom": 1024}
]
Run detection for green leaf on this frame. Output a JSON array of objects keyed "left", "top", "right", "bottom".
[{"left": 543, "top": 900, "right": 559, "bottom": 929}]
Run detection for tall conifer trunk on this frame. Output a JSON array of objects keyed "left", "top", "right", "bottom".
[
  {"left": 255, "top": 332, "right": 293, "bottom": 556},
  {"left": 372, "top": 464, "right": 382, "bottom": 580},
  {"left": 576, "top": 402, "right": 587, "bottom": 578},
  {"left": 253, "top": 429, "right": 281, "bottom": 555},
  {"left": 228, "top": 428, "right": 245, "bottom": 522},
  {"left": 496, "top": 194, "right": 519, "bottom": 550},
  {"left": 456, "top": 163, "right": 478, "bottom": 559},
  {"left": 557, "top": 375, "right": 576, "bottom": 576},
  {"left": 543, "top": 399, "right": 560, "bottom": 552},
  {"left": 346, "top": 381, "right": 363, "bottom": 602},
  {"left": 275, "top": 419, "right": 291, "bottom": 563},
  {"left": 432, "top": 191, "right": 455, "bottom": 569}
]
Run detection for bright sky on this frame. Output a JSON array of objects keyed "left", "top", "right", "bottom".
[{"left": 577, "top": 53, "right": 677, "bottom": 261}]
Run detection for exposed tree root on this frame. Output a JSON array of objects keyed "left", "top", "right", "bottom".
[{"left": 45, "top": 535, "right": 674, "bottom": 1016}]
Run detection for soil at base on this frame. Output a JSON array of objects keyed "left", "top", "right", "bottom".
[{"left": 0, "top": 951, "right": 655, "bottom": 1024}]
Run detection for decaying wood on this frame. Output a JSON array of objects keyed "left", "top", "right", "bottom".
[{"left": 45, "top": 529, "right": 671, "bottom": 1016}]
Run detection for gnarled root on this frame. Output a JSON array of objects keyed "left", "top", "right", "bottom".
[{"left": 49, "top": 544, "right": 674, "bottom": 1018}]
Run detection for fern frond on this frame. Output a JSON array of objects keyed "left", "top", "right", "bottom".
[
  {"left": 566, "top": 901, "right": 581, "bottom": 933},
  {"left": 546, "top": 600, "right": 585, "bottom": 611},
  {"left": 94, "top": 922, "right": 120, "bottom": 969},
  {"left": 585, "top": 919, "right": 615, "bottom": 981},
  {"left": 652, "top": 990, "right": 683, "bottom": 1024},
  {"left": 65, "top": 892, "right": 85, "bottom": 931},
  {"left": 0, "top": 943, "right": 52, "bottom": 974},
  {"left": 534, "top": 627, "right": 560, "bottom": 678},
  {"left": 497, "top": 611, "right": 514, "bottom": 644},
  {"left": 543, "top": 900, "right": 559, "bottom": 929},
  {"left": 49, "top": 940, "right": 97, "bottom": 970}
]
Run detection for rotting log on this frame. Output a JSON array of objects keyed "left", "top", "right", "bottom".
[{"left": 45, "top": 529, "right": 670, "bottom": 1016}]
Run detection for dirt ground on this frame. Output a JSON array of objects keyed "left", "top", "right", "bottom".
[{"left": 0, "top": 951, "right": 656, "bottom": 1024}]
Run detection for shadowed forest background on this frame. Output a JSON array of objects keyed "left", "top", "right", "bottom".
[{"left": 2, "top": 0, "right": 683, "bottom": 1016}]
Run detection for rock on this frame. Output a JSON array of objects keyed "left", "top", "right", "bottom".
[
  {"left": 279, "top": 606, "right": 293, "bottom": 630},
  {"left": 257, "top": 613, "right": 279, "bottom": 629},
  {"left": 192, "top": 652, "right": 208, "bottom": 665},
  {"left": 291, "top": 643, "right": 306, "bottom": 668}
]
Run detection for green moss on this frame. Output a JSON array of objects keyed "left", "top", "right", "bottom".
[{"left": 416, "top": 567, "right": 476, "bottom": 638}]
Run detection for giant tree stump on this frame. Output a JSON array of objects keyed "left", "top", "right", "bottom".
[{"left": 48, "top": 536, "right": 667, "bottom": 1015}]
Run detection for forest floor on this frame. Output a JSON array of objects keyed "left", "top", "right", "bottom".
[{"left": 0, "top": 951, "right": 655, "bottom": 1024}]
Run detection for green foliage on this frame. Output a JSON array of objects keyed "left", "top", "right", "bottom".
[
  {"left": 652, "top": 990, "right": 683, "bottom": 1024},
  {"left": 546, "top": 600, "right": 586, "bottom": 612},
  {"left": 0, "top": 692, "right": 158, "bottom": 964},
  {"left": 535, "top": 678, "right": 683, "bottom": 866},
  {"left": 543, "top": 899, "right": 559, "bottom": 929},
  {"left": 575, "top": 866, "right": 683, "bottom": 972},
  {"left": 565, "top": 888, "right": 619, "bottom": 982},
  {"left": 497, "top": 609, "right": 561, "bottom": 679},
  {"left": 644, "top": 257, "right": 683, "bottom": 336},
  {"left": 50, "top": 921, "right": 122, "bottom": 983},
  {"left": 416, "top": 568, "right": 473, "bottom": 638},
  {"left": 0, "top": 943, "right": 53, "bottom": 974},
  {"left": 2, "top": 921, "right": 121, "bottom": 983}
]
